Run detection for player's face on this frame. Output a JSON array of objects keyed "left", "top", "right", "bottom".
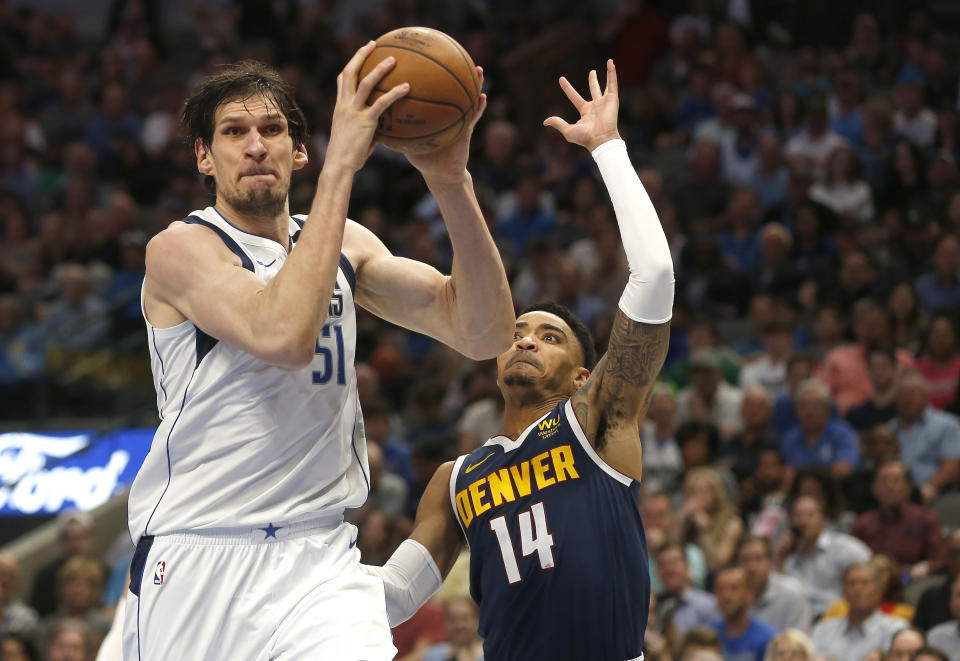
[
  {"left": 198, "top": 96, "right": 308, "bottom": 218},
  {"left": 497, "top": 311, "right": 587, "bottom": 397}
]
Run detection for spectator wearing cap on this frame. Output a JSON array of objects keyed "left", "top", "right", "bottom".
[
  {"left": 810, "top": 562, "right": 907, "bottom": 660},
  {"left": 676, "top": 348, "right": 744, "bottom": 441},
  {"left": 890, "top": 369, "right": 960, "bottom": 502},
  {"left": 914, "top": 234, "right": 960, "bottom": 316},
  {"left": 784, "top": 95, "right": 845, "bottom": 179},
  {"left": 719, "top": 92, "right": 761, "bottom": 186},
  {"left": 783, "top": 495, "right": 871, "bottom": 617},
  {"left": 926, "top": 574, "right": 960, "bottom": 661},
  {"left": 845, "top": 346, "right": 900, "bottom": 432},
  {"left": 851, "top": 459, "right": 946, "bottom": 578},
  {"left": 738, "top": 536, "right": 812, "bottom": 632},
  {"left": 820, "top": 298, "right": 915, "bottom": 416},
  {"left": 780, "top": 378, "right": 858, "bottom": 478}
]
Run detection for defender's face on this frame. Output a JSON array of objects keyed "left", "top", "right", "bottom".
[
  {"left": 497, "top": 311, "right": 586, "bottom": 394},
  {"left": 197, "top": 96, "right": 307, "bottom": 217}
]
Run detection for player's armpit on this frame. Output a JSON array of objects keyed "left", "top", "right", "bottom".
[
  {"left": 409, "top": 461, "right": 465, "bottom": 576},
  {"left": 144, "top": 224, "right": 317, "bottom": 370},
  {"left": 571, "top": 309, "right": 670, "bottom": 480}
]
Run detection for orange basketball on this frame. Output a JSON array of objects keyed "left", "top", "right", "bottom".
[{"left": 358, "top": 27, "right": 481, "bottom": 154}]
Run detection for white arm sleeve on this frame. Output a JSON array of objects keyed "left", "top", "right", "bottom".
[
  {"left": 591, "top": 139, "right": 675, "bottom": 324},
  {"left": 361, "top": 539, "right": 443, "bottom": 627}
]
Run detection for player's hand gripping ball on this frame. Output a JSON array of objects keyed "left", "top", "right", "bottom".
[{"left": 358, "top": 27, "right": 481, "bottom": 154}]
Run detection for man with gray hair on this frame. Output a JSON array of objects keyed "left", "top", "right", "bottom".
[
  {"left": 810, "top": 562, "right": 906, "bottom": 660},
  {"left": 780, "top": 378, "right": 859, "bottom": 477}
]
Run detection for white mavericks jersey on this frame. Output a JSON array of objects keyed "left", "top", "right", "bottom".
[{"left": 127, "top": 207, "right": 368, "bottom": 540}]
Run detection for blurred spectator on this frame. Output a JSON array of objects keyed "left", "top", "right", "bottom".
[
  {"left": 893, "top": 82, "right": 936, "bottom": 149},
  {"left": 787, "top": 466, "right": 850, "bottom": 530},
  {"left": 719, "top": 386, "right": 779, "bottom": 484},
  {"left": 926, "top": 574, "right": 960, "bottom": 661},
  {"left": 785, "top": 95, "right": 845, "bottom": 179},
  {"left": 29, "top": 514, "right": 102, "bottom": 618},
  {"left": 914, "top": 530, "right": 960, "bottom": 632},
  {"left": 655, "top": 543, "right": 720, "bottom": 637},
  {"left": 914, "top": 648, "right": 951, "bottom": 661},
  {"left": 680, "top": 468, "right": 743, "bottom": 571},
  {"left": 0, "top": 554, "right": 38, "bottom": 639},
  {"left": 821, "top": 554, "right": 917, "bottom": 622},
  {"left": 887, "top": 283, "right": 923, "bottom": 354},
  {"left": 676, "top": 349, "right": 744, "bottom": 441},
  {"left": 43, "top": 618, "right": 91, "bottom": 661},
  {"left": 772, "top": 352, "right": 818, "bottom": 437},
  {"left": 914, "top": 235, "right": 960, "bottom": 316},
  {"left": 363, "top": 442, "right": 408, "bottom": 518},
  {"left": 41, "top": 557, "right": 110, "bottom": 643},
  {"left": 676, "top": 626, "right": 722, "bottom": 661},
  {"left": 782, "top": 494, "right": 871, "bottom": 617},
  {"left": 763, "top": 629, "right": 815, "bottom": 661},
  {"left": 494, "top": 170, "right": 557, "bottom": 258},
  {"left": 810, "top": 144, "right": 874, "bottom": 224},
  {"left": 417, "top": 597, "right": 483, "bottom": 661},
  {"left": 719, "top": 94, "right": 761, "bottom": 186},
  {"left": 820, "top": 298, "right": 915, "bottom": 415},
  {"left": 845, "top": 346, "right": 900, "bottom": 432},
  {"left": 663, "top": 318, "right": 741, "bottom": 388},
  {"left": 780, "top": 378, "right": 858, "bottom": 477},
  {"left": 886, "top": 628, "right": 926, "bottom": 661},
  {"left": 828, "top": 72, "right": 865, "bottom": 147},
  {"left": 716, "top": 188, "right": 762, "bottom": 275},
  {"left": 0, "top": 296, "right": 44, "bottom": 417},
  {"left": 83, "top": 81, "right": 141, "bottom": 161},
  {"left": 39, "top": 264, "right": 109, "bottom": 355},
  {"left": 0, "top": 632, "right": 39, "bottom": 661},
  {"left": 755, "top": 227, "right": 804, "bottom": 300},
  {"left": 823, "top": 250, "right": 883, "bottom": 314},
  {"left": 742, "top": 447, "right": 791, "bottom": 543},
  {"left": 851, "top": 459, "right": 946, "bottom": 577},
  {"left": 810, "top": 562, "right": 906, "bottom": 660},
  {"left": 642, "top": 491, "right": 708, "bottom": 593},
  {"left": 739, "top": 322, "right": 793, "bottom": 398},
  {"left": 751, "top": 136, "right": 789, "bottom": 214},
  {"left": 890, "top": 369, "right": 960, "bottom": 502},
  {"left": 363, "top": 398, "right": 415, "bottom": 491},
  {"left": 673, "top": 139, "right": 730, "bottom": 230},
  {"left": 639, "top": 383, "right": 684, "bottom": 497},
  {"left": 738, "top": 536, "right": 812, "bottom": 632},
  {"left": 916, "top": 314, "right": 960, "bottom": 409},
  {"left": 455, "top": 361, "right": 503, "bottom": 454},
  {"left": 842, "top": 424, "right": 901, "bottom": 514},
  {"left": 709, "top": 565, "right": 776, "bottom": 661}
]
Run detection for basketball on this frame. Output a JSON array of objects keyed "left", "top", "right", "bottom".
[{"left": 358, "top": 27, "right": 481, "bottom": 154}]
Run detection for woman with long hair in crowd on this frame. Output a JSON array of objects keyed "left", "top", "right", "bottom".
[{"left": 680, "top": 467, "right": 744, "bottom": 571}]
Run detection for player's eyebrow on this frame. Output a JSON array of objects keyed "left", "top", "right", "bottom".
[
  {"left": 515, "top": 321, "right": 567, "bottom": 338},
  {"left": 216, "top": 114, "right": 287, "bottom": 126}
]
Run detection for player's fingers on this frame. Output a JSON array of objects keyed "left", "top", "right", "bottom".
[
  {"left": 605, "top": 59, "right": 618, "bottom": 98},
  {"left": 543, "top": 116, "right": 571, "bottom": 134},
  {"left": 588, "top": 69, "right": 602, "bottom": 101},
  {"left": 368, "top": 82, "right": 409, "bottom": 117},
  {"left": 558, "top": 76, "right": 587, "bottom": 112},
  {"left": 355, "top": 56, "right": 396, "bottom": 106},
  {"left": 341, "top": 40, "right": 377, "bottom": 90},
  {"left": 468, "top": 93, "right": 487, "bottom": 130}
]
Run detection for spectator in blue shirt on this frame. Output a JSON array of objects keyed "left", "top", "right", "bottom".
[
  {"left": 914, "top": 234, "right": 960, "bottom": 315},
  {"left": 494, "top": 170, "right": 557, "bottom": 258},
  {"left": 890, "top": 369, "right": 960, "bottom": 502},
  {"left": 710, "top": 565, "right": 777, "bottom": 661},
  {"left": 781, "top": 378, "right": 859, "bottom": 478}
]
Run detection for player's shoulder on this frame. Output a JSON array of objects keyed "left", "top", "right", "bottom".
[{"left": 146, "top": 216, "right": 241, "bottom": 275}]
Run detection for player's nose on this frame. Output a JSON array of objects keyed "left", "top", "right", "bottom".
[
  {"left": 244, "top": 129, "right": 268, "bottom": 159},
  {"left": 514, "top": 335, "right": 536, "bottom": 351}
]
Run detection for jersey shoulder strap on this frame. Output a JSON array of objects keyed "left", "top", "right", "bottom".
[{"left": 182, "top": 215, "right": 255, "bottom": 273}]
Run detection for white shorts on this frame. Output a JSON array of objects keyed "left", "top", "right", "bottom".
[{"left": 121, "top": 516, "right": 395, "bottom": 660}]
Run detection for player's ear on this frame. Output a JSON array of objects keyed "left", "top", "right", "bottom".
[
  {"left": 196, "top": 139, "right": 214, "bottom": 176},
  {"left": 292, "top": 143, "right": 308, "bottom": 170},
  {"left": 573, "top": 366, "right": 590, "bottom": 389}
]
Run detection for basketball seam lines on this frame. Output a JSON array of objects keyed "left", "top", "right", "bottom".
[
  {"left": 436, "top": 32, "right": 479, "bottom": 102},
  {"left": 375, "top": 44, "right": 473, "bottom": 106},
  {"left": 372, "top": 87, "right": 466, "bottom": 139}
]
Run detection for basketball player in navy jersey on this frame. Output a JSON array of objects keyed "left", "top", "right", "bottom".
[
  {"left": 367, "top": 60, "right": 674, "bottom": 660},
  {"left": 118, "top": 43, "right": 514, "bottom": 660}
]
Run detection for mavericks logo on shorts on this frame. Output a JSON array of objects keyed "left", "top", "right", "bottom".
[{"left": 154, "top": 561, "right": 167, "bottom": 585}]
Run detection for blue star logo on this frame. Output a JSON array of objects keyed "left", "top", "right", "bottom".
[{"left": 259, "top": 523, "right": 282, "bottom": 539}]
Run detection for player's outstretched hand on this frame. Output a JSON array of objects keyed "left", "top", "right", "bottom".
[
  {"left": 406, "top": 66, "right": 487, "bottom": 186},
  {"left": 543, "top": 59, "right": 620, "bottom": 153},
  {"left": 326, "top": 41, "right": 410, "bottom": 173}
]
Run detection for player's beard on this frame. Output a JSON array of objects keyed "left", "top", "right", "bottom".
[
  {"left": 503, "top": 374, "right": 536, "bottom": 387},
  {"left": 223, "top": 181, "right": 287, "bottom": 218}
]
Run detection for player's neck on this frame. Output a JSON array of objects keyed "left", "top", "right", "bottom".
[
  {"left": 501, "top": 395, "right": 568, "bottom": 440},
  {"left": 214, "top": 200, "right": 291, "bottom": 250}
]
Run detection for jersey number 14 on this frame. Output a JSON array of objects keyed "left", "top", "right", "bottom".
[{"left": 489, "top": 501, "right": 556, "bottom": 584}]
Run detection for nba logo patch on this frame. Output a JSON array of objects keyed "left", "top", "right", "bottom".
[{"left": 153, "top": 561, "right": 167, "bottom": 585}]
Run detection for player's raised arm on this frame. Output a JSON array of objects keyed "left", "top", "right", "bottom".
[
  {"left": 544, "top": 60, "right": 674, "bottom": 481},
  {"left": 348, "top": 67, "right": 515, "bottom": 361}
]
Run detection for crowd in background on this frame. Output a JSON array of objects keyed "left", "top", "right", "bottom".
[{"left": 2, "top": 0, "right": 960, "bottom": 660}]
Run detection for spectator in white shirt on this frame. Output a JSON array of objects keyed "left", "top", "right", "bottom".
[
  {"left": 677, "top": 348, "right": 745, "bottom": 441},
  {"left": 785, "top": 96, "right": 846, "bottom": 180},
  {"left": 894, "top": 82, "right": 937, "bottom": 149},
  {"left": 738, "top": 535, "right": 812, "bottom": 632},
  {"left": 809, "top": 143, "right": 875, "bottom": 224},
  {"left": 810, "top": 562, "right": 906, "bottom": 661}
]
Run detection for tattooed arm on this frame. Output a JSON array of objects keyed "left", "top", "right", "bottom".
[{"left": 544, "top": 61, "right": 673, "bottom": 480}]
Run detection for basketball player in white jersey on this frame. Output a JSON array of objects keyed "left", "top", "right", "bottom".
[{"left": 120, "top": 42, "right": 514, "bottom": 660}]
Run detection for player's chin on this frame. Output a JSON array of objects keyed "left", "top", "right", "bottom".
[{"left": 502, "top": 373, "right": 536, "bottom": 387}]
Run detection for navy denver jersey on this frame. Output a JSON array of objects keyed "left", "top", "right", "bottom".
[{"left": 450, "top": 399, "right": 649, "bottom": 661}]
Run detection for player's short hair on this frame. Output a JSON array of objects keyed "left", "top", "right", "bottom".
[
  {"left": 182, "top": 60, "right": 309, "bottom": 151},
  {"left": 520, "top": 302, "right": 596, "bottom": 369}
]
